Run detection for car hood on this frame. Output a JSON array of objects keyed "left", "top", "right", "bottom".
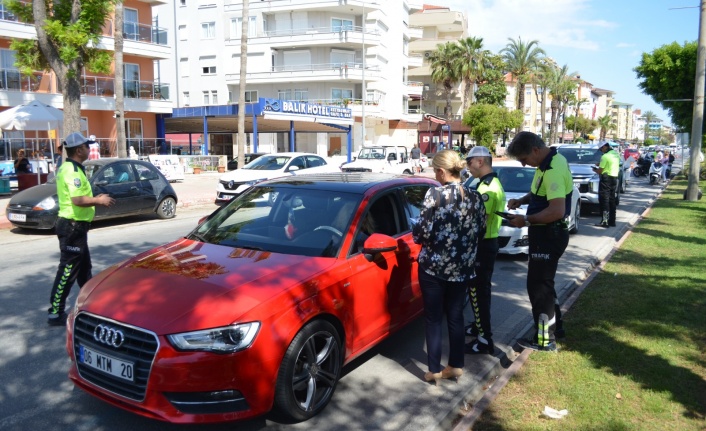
[
  {"left": 76, "top": 238, "right": 336, "bottom": 334},
  {"left": 502, "top": 191, "right": 528, "bottom": 215},
  {"left": 219, "top": 168, "right": 288, "bottom": 183},
  {"left": 567, "top": 163, "right": 596, "bottom": 179},
  {"left": 8, "top": 183, "right": 56, "bottom": 205}
]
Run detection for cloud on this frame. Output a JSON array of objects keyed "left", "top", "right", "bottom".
[
  {"left": 443, "top": 0, "right": 607, "bottom": 51},
  {"left": 616, "top": 42, "right": 636, "bottom": 48}
]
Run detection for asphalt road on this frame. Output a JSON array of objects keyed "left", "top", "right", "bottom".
[{"left": 0, "top": 159, "right": 682, "bottom": 431}]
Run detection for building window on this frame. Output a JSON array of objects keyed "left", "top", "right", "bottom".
[
  {"left": 294, "top": 89, "right": 307, "bottom": 101},
  {"left": 203, "top": 91, "right": 210, "bottom": 105},
  {"left": 178, "top": 25, "right": 187, "bottom": 41},
  {"left": 245, "top": 90, "right": 258, "bottom": 102},
  {"left": 278, "top": 89, "right": 292, "bottom": 100},
  {"left": 183, "top": 91, "right": 190, "bottom": 106},
  {"left": 201, "top": 22, "right": 215, "bottom": 39},
  {"left": 179, "top": 58, "right": 189, "bottom": 77},
  {"left": 230, "top": 16, "right": 257, "bottom": 38},
  {"left": 331, "top": 18, "right": 353, "bottom": 32},
  {"left": 211, "top": 90, "right": 218, "bottom": 105},
  {"left": 202, "top": 65, "right": 216, "bottom": 74},
  {"left": 332, "top": 88, "right": 353, "bottom": 101},
  {"left": 180, "top": 0, "right": 185, "bottom": 5}
]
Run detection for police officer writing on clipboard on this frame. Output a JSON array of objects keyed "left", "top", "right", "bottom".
[
  {"left": 592, "top": 142, "right": 620, "bottom": 227},
  {"left": 505, "top": 132, "right": 573, "bottom": 351},
  {"left": 47, "top": 133, "right": 115, "bottom": 326},
  {"left": 463, "top": 146, "right": 505, "bottom": 355}
]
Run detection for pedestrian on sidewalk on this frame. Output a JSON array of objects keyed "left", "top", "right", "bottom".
[
  {"left": 506, "top": 132, "right": 572, "bottom": 351},
  {"left": 464, "top": 145, "right": 505, "bottom": 355},
  {"left": 413, "top": 150, "right": 486, "bottom": 383},
  {"left": 47, "top": 133, "right": 115, "bottom": 326},
  {"left": 592, "top": 142, "right": 620, "bottom": 227},
  {"left": 410, "top": 143, "right": 422, "bottom": 174}
]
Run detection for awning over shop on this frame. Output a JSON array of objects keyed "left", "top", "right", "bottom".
[{"left": 424, "top": 113, "right": 447, "bottom": 125}]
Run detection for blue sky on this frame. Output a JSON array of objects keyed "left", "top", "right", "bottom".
[{"left": 441, "top": 0, "right": 700, "bottom": 125}]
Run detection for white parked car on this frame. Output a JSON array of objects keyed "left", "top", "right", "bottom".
[
  {"left": 465, "top": 160, "right": 581, "bottom": 255},
  {"left": 216, "top": 152, "right": 340, "bottom": 202}
]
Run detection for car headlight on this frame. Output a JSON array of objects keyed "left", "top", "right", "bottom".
[
  {"left": 167, "top": 322, "right": 261, "bottom": 354},
  {"left": 34, "top": 196, "right": 56, "bottom": 211}
]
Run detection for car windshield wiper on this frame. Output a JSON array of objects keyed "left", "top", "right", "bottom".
[{"left": 189, "top": 233, "right": 208, "bottom": 242}]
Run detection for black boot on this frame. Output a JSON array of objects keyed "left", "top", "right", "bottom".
[{"left": 596, "top": 211, "right": 609, "bottom": 227}]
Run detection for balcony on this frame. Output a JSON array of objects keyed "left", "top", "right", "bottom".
[
  {"left": 238, "top": 25, "right": 380, "bottom": 50},
  {"left": 0, "top": 69, "right": 45, "bottom": 92},
  {"left": 80, "top": 76, "right": 170, "bottom": 101},
  {"left": 406, "top": 81, "right": 424, "bottom": 97},
  {"left": 408, "top": 54, "right": 423, "bottom": 68},
  {"left": 123, "top": 21, "right": 168, "bottom": 45},
  {"left": 227, "top": 62, "right": 381, "bottom": 85}
]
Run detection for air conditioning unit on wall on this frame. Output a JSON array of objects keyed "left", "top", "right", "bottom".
[{"left": 424, "top": 52, "right": 431, "bottom": 58}]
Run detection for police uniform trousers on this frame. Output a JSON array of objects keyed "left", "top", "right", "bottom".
[
  {"left": 48, "top": 217, "right": 93, "bottom": 315},
  {"left": 599, "top": 174, "right": 618, "bottom": 225},
  {"left": 468, "top": 237, "right": 499, "bottom": 339},
  {"left": 527, "top": 222, "right": 569, "bottom": 345}
]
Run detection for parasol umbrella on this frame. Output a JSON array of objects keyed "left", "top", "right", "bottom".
[{"left": 0, "top": 99, "right": 87, "bottom": 182}]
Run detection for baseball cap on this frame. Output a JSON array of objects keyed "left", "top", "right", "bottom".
[
  {"left": 63, "top": 132, "right": 95, "bottom": 148},
  {"left": 599, "top": 141, "right": 611, "bottom": 148},
  {"left": 465, "top": 146, "right": 491, "bottom": 160}
]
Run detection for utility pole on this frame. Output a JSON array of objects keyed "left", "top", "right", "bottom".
[{"left": 687, "top": 0, "right": 706, "bottom": 200}]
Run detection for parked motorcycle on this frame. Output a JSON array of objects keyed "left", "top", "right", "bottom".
[
  {"left": 632, "top": 156, "right": 653, "bottom": 177},
  {"left": 648, "top": 161, "right": 664, "bottom": 185}
]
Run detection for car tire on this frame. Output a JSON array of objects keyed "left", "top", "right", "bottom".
[
  {"left": 569, "top": 202, "right": 580, "bottom": 234},
  {"left": 403, "top": 169, "right": 413, "bottom": 175},
  {"left": 156, "top": 196, "right": 177, "bottom": 219},
  {"left": 273, "top": 320, "right": 342, "bottom": 422}
]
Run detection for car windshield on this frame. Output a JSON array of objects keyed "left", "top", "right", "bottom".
[
  {"left": 188, "top": 185, "right": 362, "bottom": 258},
  {"left": 357, "top": 148, "right": 386, "bottom": 160},
  {"left": 244, "top": 155, "right": 291, "bottom": 170},
  {"left": 557, "top": 147, "right": 602, "bottom": 164},
  {"left": 494, "top": 166, "right": 536, "bottom": 193}
]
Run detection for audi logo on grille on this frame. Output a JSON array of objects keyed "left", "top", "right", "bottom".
[{"left": 93, "top": 324, "right": 125, "bottom": 348}]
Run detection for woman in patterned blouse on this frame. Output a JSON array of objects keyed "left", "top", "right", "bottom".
[{"left": 412, "top": 149, "right": 487, "bottom": 384}]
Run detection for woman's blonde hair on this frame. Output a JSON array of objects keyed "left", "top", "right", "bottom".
[{"left": 432, "top": 149, "right": 465, "bottom": 177}]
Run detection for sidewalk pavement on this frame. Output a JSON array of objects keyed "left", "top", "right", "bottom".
[{"left": 0, "top": 171, "right": 224, "bottom": 231}]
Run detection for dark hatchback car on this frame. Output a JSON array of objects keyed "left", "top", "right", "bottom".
[
  {"left": 5, "top": 159, "right": 178, "bottom": 230},
  {"left": 227, "top": 153, "right": 266, "bottom": 171}
]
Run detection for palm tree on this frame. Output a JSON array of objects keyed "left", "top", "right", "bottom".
[
  {"left": 453, "top": 36, "right": 487, "bottom": 111},
  {"left": 597, "top": 115, "right": 616, "bottom": 141},
  {"left": 500, "top": 37, "right": 546, "bottom": 114},
  {"left": 429, "top": 42, "right": 460, "bottom": 118},
  {"left": 642, "top": 110, "right": 658, "bottom": 142},
  {"left": 547, "top": 64, "right": 577, "bottom": 144},
  {"left": 531, "top": 59, "right": 553, "bottom": 139}
]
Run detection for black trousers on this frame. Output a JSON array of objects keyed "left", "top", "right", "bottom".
[
  {"left": 419, "top": 269, "right": 466, "bottom": 373},
  {"left": 48, "top": 218, "right": 92, "bottom": 315},
  {"left": 599, "top": 174, "right": 618, "bottom": 224},
  {"left": 527, "top": 223, "right": 569, "bottom": 345},
  {"left": 468, "top": 237, "right": 499, "bottom": 340}
]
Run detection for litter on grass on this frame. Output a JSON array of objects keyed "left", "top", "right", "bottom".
[{"left": 542, "top": 406, "right": 568, "bottom": 419}]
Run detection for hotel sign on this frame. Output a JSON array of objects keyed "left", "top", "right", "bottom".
[{"left": 262, "top": 98, "right": 352, "bottom": 122}]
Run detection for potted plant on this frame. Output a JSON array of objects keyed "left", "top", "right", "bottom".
[{"left": 191, "top": 164, "right": 202, "bottom": 174}]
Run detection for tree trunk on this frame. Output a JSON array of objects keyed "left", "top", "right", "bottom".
[
  {"left": 462, "top": 78, "right": 471, "bottom": 112},
  {"left": 237, "top": 0, "right": 250, "bottom": 168},
  {"left": 549, "top": 99, "right": 559, "bottom": 144},
  {"left": 114, "top": 1, "right": 127, "bottom": 158}
]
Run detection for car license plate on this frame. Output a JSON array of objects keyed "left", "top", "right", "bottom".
[
  {"left": 78, "top": 345, "right": 134, "bottom": 382},
  {"left": 8, "top": 213, "right": 26, "bottom": 222}
]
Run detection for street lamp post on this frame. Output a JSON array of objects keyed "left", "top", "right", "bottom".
[{"left": 687, "top": 0, "right": 706, "bottom": 200}]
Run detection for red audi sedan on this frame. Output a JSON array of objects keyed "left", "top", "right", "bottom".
[{"left": 66, "top": 173, "right": 438, "bottom": 423}]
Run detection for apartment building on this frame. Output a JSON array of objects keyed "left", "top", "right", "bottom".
[
  {"left": 0, "top": 0, "right": 172, "bottom": 160},
  {"left": 154, "top": 1, "right": 480, "bottom": 158},
  {"left": 610, "top": 101, "right": 633, "bottom": 142}
]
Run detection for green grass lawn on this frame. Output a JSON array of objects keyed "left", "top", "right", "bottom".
[{"left": 471, "top": 178, "right": 706, "bottom": 431}]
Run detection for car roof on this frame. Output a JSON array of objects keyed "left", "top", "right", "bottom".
[
  {"left": 557, "top": 144, "right": 600, "bottom": 149},
  {"left": 259, "top": 152, "right": 325, "bottom": 157},
  {"left": 256, "top": 173, "right": 438, "bottom": 194},
  {"left": 492, "top": 160, "right": 528, "bottom": 167},
  {"left": 84, "top": 158, "right": 143, "bottom": 167}
]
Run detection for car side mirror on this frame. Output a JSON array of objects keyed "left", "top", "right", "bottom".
[
  {"left": 288, "top": 166, "right": 300, "bottom": 172},
  {"left": 362, "top": 233, "right": 398, "bottom": 262}
]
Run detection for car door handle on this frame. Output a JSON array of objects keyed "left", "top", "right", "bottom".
[{"left": 130, "top": 186, "right": 139, "bottom": 192}]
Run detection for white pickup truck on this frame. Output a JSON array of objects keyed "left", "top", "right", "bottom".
[{"left": 340, "top": 145, "right": 416, "bottom": 175}]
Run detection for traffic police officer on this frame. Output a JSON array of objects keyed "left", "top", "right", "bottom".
[
  {"left": 464, "top": 146, "right": 505, "bottom": 355},
  {"left": 47, "top": 133, "right": 115, "bottom": 326},
  {"left": 506, "top": 132, "right": 573, "bottom": 351},
  {"left": 592, "top": 142, "right": 620, "bottom": 227}
]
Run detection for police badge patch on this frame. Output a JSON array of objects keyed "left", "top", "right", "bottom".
[
  {"left": 74, "top": 178, "right": 82, "bottom": 188},
  {"left": 482, "top": 193, "right": 489, "bottom": 202}
]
